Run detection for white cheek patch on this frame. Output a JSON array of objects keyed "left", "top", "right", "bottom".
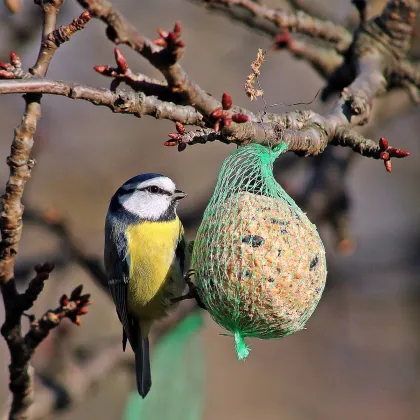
[{"left": 120, "top": 192, "right": 171, "bottom": 220}]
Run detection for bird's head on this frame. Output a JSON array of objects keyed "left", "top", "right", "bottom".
[{"left": 109, "top": 173, "right": 187, "bottom": 221}]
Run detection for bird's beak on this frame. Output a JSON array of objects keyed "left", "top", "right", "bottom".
[{"left": 173, "top": 189, "right": 187, "bottom": 200}]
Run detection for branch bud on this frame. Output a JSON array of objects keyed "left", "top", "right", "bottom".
[
  {"left": 78, "top": 307, "right": 89, "bottom": 315},
  {"left": 175, "top": 121, "right": 185, "bottom": 134},
  {"left": 173, "top": 22, "right": 182, "bottom": 35},
  {"left": 164, "top": 140, "right": 179, "bottom": 146},
  {"left": 168, "top": 132, "right": 182, "bottom": 141},
  {"left": 158, "top": 28, "right": 168, "bottom": 38},
  {"left": 222, "top": 92, "right": 232, "bottom": 110},
  {"left": 379, "top": 137, "right": 389, "bottom": 150},
  {"left": 379, "top": 151, "right": 389, "bottom": 161},
  {"left": 93, "top": 65, "right": 112, "bottom": 76},
  {"left": 388, "top": 148, "right": 410, "bottom": 158},
  {"left": 10, "top": 51, "right": 20, "bottom": 67},
  {"left": 232, "top": 113, "right": 249, "bottom": 123},
  {"left": 114, "top": 48, "right": 128, "bottom": 72},
  {"left": 153, "top": 38, "right": 167, "bottom": 47},
  {"left": 223, "top": 117, "right": 232, "bottom": 127},
  {"left": 211, "top": 109, "right": 224, "bottom": 119}
]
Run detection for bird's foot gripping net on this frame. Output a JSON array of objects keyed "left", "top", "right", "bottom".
[{"left": 171, "top": 270, "right": 207, "bottom": 310}]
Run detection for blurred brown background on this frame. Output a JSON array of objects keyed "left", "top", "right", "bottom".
[{"left": 0, "top": 0, "right": 419, "bottom": 419}]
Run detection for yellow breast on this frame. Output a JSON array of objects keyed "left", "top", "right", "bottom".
[{"left": 126, "top": 218, "right": 182, "bottom": 318}]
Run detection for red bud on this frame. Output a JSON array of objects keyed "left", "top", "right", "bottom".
[
  {"left": 388, "top": 148, "right": 410, "bottom": 158},
  {"left": 153, "top": 38, "right": 167, "bottom": 47},
  {"left": 379, "top": 151, "right": 389, "bottom": 161},
  {"left": 223, "top": 117, "right": 232, "bottom": 127},
  {"left": 222, "top": 92, "right": 232, "bottom": 110},
  {"left": 211, "top": 109, "right": 224, "bottom": 119},
  {"left": 175, "top": 122, "right": 185, "bottom": 134},
  {"left": 164, "top": 140, "right": 179, "bottom": 147},
  {"left": 10, "top": 51, "right": 19, "bottom": 65},
  {"left": 232, "top": 113, "right": 249, "bottom": 123},
  {"left": 397, "top": 150, "right": 409, "bottom": 158},
  {"left": 80, "top": 10, "right": 92, "bottom": 20},
  {"left": 74, "top": 316, "right": 82, "bottom": 326},
  {"left": 0, "top": 70, "right": 14, "bottom": 79},
  {"left": 114, "top": 48, "right": 128, "bottom": 72},
  {"left": 274, "top": 29, "right": 291, "bottom": 49},
  {"left": 167, "top": 32, "right": 177, "bottom": 43},
  {"left": 173, "top": 22, "right": 182, "bottom": 34},
  {"left": 0, "top": 62, "right": 10, "bottom": 70},
  {"left": 93, "top": 65, "right": 111, "bottom": 75},
  {"left": 175, "top": 40, "right": 185, "bottom": 48},
  {"left": 385, "top": 160, "right": 392, "bottom": 173},
  {"left": 379, "top": 137, "right": 388, "bottom": 150},
  {"left": 214, "top": 121, "right": 220, "bottom": 132},
  {"left": 157, "top": 28, "right": 168, "bottom": 39},
  {"left": 168, "top": 132, "right": 182, "bottom": 141},
  {"left": 78, "top": 307, "right": 89, "bottom": 315}
]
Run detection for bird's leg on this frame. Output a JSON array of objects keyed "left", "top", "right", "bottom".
[
  {"left": 22, "top": 312, "right": 36, "bottom": 322},
  {"left": 184, "top": 270, "right": 207, "bottom": 310},
  {"left": 171, "top": 270, "right": 207, "bottom": 310}
]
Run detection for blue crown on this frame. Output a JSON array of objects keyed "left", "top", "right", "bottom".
[{"left": 122, "top": 173, "right": 164, "bottom": 186}]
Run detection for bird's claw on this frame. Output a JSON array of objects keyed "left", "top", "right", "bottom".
[{"left": 171, "top": 270, "right": 207, "bottom": 310}]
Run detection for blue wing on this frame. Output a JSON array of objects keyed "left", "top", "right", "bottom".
[
  {"left": 105, "top": 229, "right": 135, "bottom": 351},
  {"left": 175, "top": 235, "right": 186, "bottom": 275}
]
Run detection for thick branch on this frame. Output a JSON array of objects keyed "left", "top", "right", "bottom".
[
  {"left": 0, "top": 5, "right": 91, "bottom": 286},
  {"left": 0, "top": 79, "right": 204, "bottom": 124},
  {"left": 0, "top": 5, "right": 93, "bottom": 420},
  {"left": 0, "top": 98, "right": 38, "bottom": 286}
]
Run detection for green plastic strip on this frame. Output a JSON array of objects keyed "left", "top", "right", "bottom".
[{"left": 123, "top": 312, "right": 205, "bottom": 420}]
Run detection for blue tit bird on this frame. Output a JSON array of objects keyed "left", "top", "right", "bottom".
[{"left": 104, "top": 173, "right": 189, "bottom": 398}]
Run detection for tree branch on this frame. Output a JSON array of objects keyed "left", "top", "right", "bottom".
[
  {"left": 199, "top": 0, "right": 353, "bottom": 52},
  {"left": 0, "top": 0, "right": 413, "bottom": 167},
  {"left": 274, "top": 31, "right": 344, "bottom": 79},
  {"left": 1, "top": 263, "right": 91, "bottom": 420},
  {"left": 0, "top": 79, "right": 204, "bottom": 124},
  {"left": 77, "top": 0, "right": 222, "bottom": 118},
  {"left": 0, "top": 4, "right": 93, "bottom": 419}
]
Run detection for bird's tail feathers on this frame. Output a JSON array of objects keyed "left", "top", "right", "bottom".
[{"left": 134, "top": 326, "right": 151, "bottom": 398}]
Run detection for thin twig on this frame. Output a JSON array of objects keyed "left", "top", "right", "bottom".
[
  {"left": 201, "top": 0, "right": 353, "bottom": 52},
  {"left": 77, "top": 0, "right": 222, "bottom": 118}
]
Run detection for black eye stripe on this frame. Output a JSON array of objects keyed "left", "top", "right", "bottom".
[
  {"left": 139, "top": 186, "right": 172, "bottom": 195},
  {"left": 120, "top": 185, "right": 173, "bottom": 195}
]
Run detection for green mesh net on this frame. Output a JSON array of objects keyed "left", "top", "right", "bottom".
[{"left": 192, "top": 143, "right": 327, "bottom": 360}]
